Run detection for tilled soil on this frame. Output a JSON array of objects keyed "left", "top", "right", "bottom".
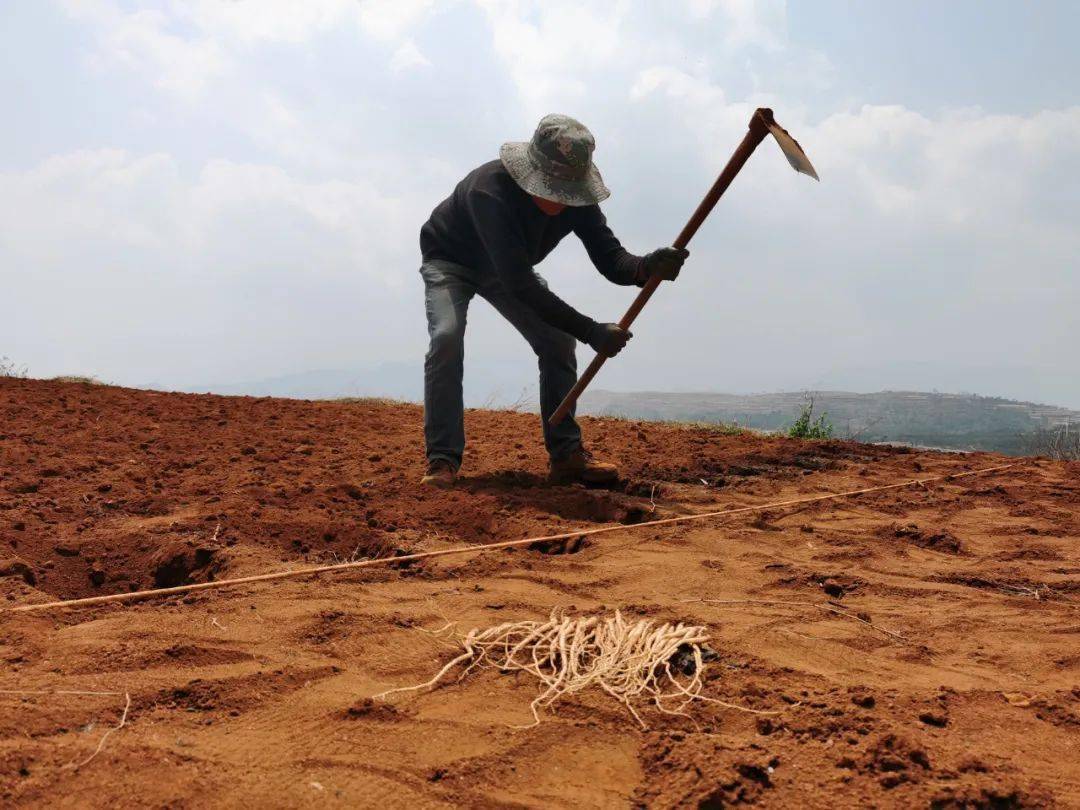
[{"left": 1, "top": 378, "right": 1078, "bottom": 808}]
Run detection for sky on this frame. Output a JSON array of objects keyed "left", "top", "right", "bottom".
[{"left": 2, "top": 1, "right": 1078, "bottom": 407}]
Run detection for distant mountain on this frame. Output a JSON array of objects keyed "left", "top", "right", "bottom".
[{"left": 579, "top": 389, "right": 1080, "bottom": 456}]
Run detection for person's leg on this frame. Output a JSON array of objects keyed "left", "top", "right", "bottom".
[
  {"left": 479, "top": 272, "right": 583, "bottom": 459},
  {"left": 421, "top": 261, "right": 477, "bottom": 469}
]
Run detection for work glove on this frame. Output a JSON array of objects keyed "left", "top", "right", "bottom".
[
  {"left": 638, "top": 246, "right": 689, "bottom": 285},
  {"left": 586, "top": 322, "right": 633, "bottom": 358}
]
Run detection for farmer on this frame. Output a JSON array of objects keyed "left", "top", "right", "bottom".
[{"left": 419, "top": 114, "right": 687, "bottom": 487}]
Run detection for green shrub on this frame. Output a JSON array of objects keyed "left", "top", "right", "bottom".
[{"left": 788, "top": 398, "right": 833, "bottom": 440}]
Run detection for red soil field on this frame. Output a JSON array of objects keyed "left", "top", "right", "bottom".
[{"left": 1, "top": 378, "right": 1078, "bottom": 807}]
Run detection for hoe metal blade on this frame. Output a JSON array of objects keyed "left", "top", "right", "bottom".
[{"left": 766, "top": 121, "right": 819, "bottom": 181}]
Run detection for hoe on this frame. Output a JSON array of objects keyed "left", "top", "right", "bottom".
[{"left": 549, "top": 107, "right": 818, "bottom": 426}]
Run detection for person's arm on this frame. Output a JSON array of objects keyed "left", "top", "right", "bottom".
[
  {"left": 573, "top": 206, "right": 689, "bottom": 287},
  {"left": 467, "top": 190, "right": 598, "bottom": 343},
  {"left": 571, "top": 205, "right": 646, "bottom": 286}
]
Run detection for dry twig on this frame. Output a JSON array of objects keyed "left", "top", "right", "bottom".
[
  {"left": 0, "top": 689, "right": 132, "bottom": 769},
  {"left": 70, "top": 692, "right": 131, "bottom": 769}
]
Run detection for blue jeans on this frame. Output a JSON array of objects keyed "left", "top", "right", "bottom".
[{"left": 421, "top": 259, "right": 582, "bottom": 468}]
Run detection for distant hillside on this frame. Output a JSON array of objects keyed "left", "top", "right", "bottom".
[
  {"left": 183, "top": 364, "right": 1079, "bottom": 457},
  {"left": 579, "top": 390, "right": 1080, "bottom": 455}
]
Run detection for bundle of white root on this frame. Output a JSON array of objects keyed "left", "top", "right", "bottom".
[{"left": 374, "top": 611, "right": 778, "bottom": 728}]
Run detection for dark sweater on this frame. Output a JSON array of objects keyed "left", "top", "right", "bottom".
[{"left": 420, "top": 160, "right": 644, "bottom": 342}]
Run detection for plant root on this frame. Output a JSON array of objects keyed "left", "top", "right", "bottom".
[{"left": 373, "top": 611, "right": 777, "bottom": 728}]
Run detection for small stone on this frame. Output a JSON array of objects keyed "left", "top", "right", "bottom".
[
  {"left": 851, "top": 692, "right": 876, "bottom": 709},
  {"left": 822, "top": 579, "right": 845, "bottom": 599}
]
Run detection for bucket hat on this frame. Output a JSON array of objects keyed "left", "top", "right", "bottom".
[{"left": 500, "top": 114, "right": 610, "bottom": 206}]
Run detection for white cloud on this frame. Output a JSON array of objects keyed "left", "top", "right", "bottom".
[
  {"left": 357, "top": 0, "right": 436, "bottom": 41},
  {"left": 808, "top": 104, "right": 1080, "bottom": 236},
  {"left": 0, "top": 147, "right": 435, "bottom": 383},
  {"left": 630, "top": 65, "right": 751, "bottom": 153},
  {"left": 389, "top": 39, "right": 432, "bottom": 72},
  {"left": 62, "top": 0, "right": 228, "bottom": 99},
  {"left": 629, "top": 66, "right": 1080, "bottom": 239},
  {"left": 60, "top": 0, "right": 440, "bottom": 99},
  {"left": 1, "top": 148, "right": 420, "bottom": 276},
  {"left": 184, "top": 0, "right": 359, "bottom": 44},
  {"left": 475, "top": 0, "right": 629, "bottom": 115},
  {"left": 687, "top": 0, "right": 787, "bottom": 49},
  {"left": 185, "top": 0, "right": 436, "bottom": 43}
]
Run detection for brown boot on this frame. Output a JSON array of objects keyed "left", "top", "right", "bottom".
[
  {"left": 549, "top": 447, "right": 619, "bottom": 485},
  {"left": 420, "top": 459, "right": 457, "bottom": 488}
]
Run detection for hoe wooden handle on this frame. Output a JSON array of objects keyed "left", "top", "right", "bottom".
[{"left": 548, "top": 109, "right": 775, "bottom": 426}]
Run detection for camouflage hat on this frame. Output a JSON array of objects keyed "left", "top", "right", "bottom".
[{"left": 500, "top": 114, "right": 611, "bottom": 207}]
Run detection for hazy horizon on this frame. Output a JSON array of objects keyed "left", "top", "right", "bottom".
[
  {"left": 3, "top": 2, "right": 1078, "bottom": 407},
  {"left": 160, "top": 362, "right": 1080, "bottom": 413}
]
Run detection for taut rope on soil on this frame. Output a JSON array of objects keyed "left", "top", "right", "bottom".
[{"left": 2, "top": 462, "right": 1019, "bottom": 614}]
